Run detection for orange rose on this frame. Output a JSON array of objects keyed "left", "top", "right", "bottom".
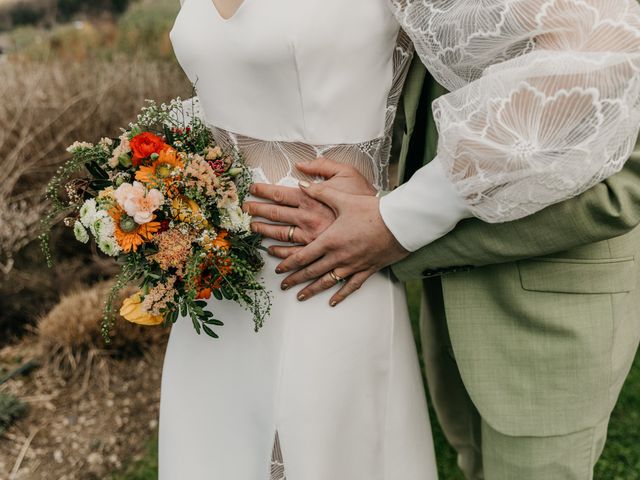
[{"left": 130, "top": 132, "right": 167, "bottom": 166}]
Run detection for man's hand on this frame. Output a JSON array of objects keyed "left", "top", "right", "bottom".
[
  {"left": 243, "top": 158, "right": 376, "bottom": 246},
  {"left": 273, "top": 183, "right": 409, "bottom": 306}
]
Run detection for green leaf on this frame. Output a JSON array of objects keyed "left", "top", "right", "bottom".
[
  {"left": 212, "top": 289, "right": 223, "bottom": 301},
  {"left": 222, "top": 287, "right": 234, "bottom": 300},
  {"left": 203, "top": 319, "right": 224, "bottom": 326},
  {"left": 202, "top": 325, "right": 219, "bottom": 339},
  {"left": 191, "top": 315, "right": 201, "bottom": 335},
  {"left": 86, "top": 161, "right": 109, "bottom": 179}
]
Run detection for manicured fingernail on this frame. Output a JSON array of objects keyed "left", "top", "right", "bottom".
[
  {"left": 275, "top": 267, "right": 282, "bottom": 274},
  {"left": 281, "top": 284, "right": 289, "bottom": 291},
  {"left": 299, "top": 180, "right": 311, "bottom": 188},
  {"left": 297, "top": 294, "right": 306, "bottom": 301},
  {"left": 330, "top": 301, "right": 337, "bottom": 307}
]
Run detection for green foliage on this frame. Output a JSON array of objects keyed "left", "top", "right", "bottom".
[
  {"left": 9, "top": 3, "right": 45, "bottom": 27},
  {"left": 57, "top": 0, "right": 131, "bottom": 21},
  {"left": 116, "top": 0, "right": 179, "bottom": 59},
  {"left": 0, "top": 393, "right": 27, "bottom": 435},
  {"left": 110, "top": 432, "right": 158, "bottom": 480}
]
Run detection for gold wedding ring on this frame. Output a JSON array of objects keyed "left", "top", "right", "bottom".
[
  {"left": 329, "top": 270, "right": 344, "bottom": 283},
  {"left": 287, "top": 225, "right": 296, "bottom": 243}
]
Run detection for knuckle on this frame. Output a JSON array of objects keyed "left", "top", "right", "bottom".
[
  {"left": 272, "top": 189, "right": 285, "bottom": 204},
  {"left": 268, "top": 206, "right": 280, "bottom": 222},
  {"left": 291, "top": 252, "right": 305, "bottom": 266},
  {"left": 320, "top": 277, "right": 334, "bottom": 288}
]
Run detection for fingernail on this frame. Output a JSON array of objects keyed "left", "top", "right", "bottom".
[
  {"left": 281, "top": 284, "right": 289, "bottom": 291},
  {"left": 330, "top": 301, "right": 337, "bottom": 307},
  {"left": 297, "top": 294, "right": 306, "bottom": 301},
  {"left": 275, "top": 267, "right": 282, "bottom": 274},
  {"left": 299, "top": 180, "right": 311, "bottom": 189}
]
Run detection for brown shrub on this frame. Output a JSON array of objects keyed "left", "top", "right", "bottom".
[{"left": 37, "top": 281, "right": 169, "bottom": 376}]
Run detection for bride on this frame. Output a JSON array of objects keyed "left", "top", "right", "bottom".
[
  {"left": 162, "top": 1, "right": 436, "bottom": 479},
  {"left": 161, "top": 0, "right": 640, "bottom": 479}
]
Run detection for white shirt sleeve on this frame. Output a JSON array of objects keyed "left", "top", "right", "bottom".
[{"left": 379, "top": 158, "right": 471, "bottom": 252}]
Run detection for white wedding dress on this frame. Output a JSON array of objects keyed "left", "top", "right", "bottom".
[
  {"left": 162, "top": 0, "right": 640, "bottom": 478},
  {"left": 161, "top": 1, "right": 436, "bottom": 480}
]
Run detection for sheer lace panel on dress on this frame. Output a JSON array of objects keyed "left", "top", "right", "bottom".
[{"left": 187, "top": 30, "right": 414, "bottom": 190}]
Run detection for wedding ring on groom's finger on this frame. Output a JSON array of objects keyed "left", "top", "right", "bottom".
[
  {"left": 287, "top": 225, "right": 296, "bottom": 243},
  {"left": 329, "top": 270, "right": 345, "bottom": 283}
]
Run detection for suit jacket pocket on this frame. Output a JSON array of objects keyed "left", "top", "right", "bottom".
[{"left": 518, "top": 257, "right": 636, "bottom": 294}]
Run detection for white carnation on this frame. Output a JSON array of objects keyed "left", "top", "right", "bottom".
[
  {"left": 221, "top": 205, "right": 251, "bottom": 233},
  {"left": 96, "top": 214, "right": 116, "bottom": 240},
  {"left": 98, "top": 237, "right": 121, "bottom": 257},
  {"left": 73, "top": 221, "right": 89, "bottom": 244},
  {"left": 89, "top": 209, "right": 109, "bottom": 238},
  {"left": 79, "top": 199, "right": 97, "bottom": 227}
]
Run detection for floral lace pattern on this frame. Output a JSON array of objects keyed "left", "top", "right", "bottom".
[
  {"left": 184, "top": 30, "right": 414, "bottom": 191},
  {"left": 389, "top": 0, "right": 640, "bottom": 222}
]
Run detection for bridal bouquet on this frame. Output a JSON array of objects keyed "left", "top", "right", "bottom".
[{"left": 41, "top": 99, "right": 270, "bottom": 341}]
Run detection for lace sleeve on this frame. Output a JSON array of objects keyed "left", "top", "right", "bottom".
[{"left": 389, "top": 0, "right": 640, "bottom": 222}]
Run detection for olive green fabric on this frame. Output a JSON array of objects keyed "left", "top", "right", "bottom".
[
  {"left": 420, "top": 278, "right": 611, "bottom": 479},
  {"left": 392, "top": 64, "right": 640, "bottom": 437}
]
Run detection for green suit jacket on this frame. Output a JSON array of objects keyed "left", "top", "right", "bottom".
[{"left": 392, "top": 58, "right": 640, "bottom": 436}]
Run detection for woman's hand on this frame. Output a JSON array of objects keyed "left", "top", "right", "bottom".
[{"left": 243, "top": 158, "right": 376, "bottom": 246}]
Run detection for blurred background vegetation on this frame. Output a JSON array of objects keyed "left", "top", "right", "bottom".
[{"left": 0, "top": 0, "right": 637, "bottom": 479}]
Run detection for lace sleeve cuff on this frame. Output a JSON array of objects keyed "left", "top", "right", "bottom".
[{"left": 379, "top": 158, "right": 471, "bottom": 252}]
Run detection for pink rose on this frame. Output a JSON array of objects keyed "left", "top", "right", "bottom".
[{"left": 115, "top": 181, "right": 164, "bottom": 225}]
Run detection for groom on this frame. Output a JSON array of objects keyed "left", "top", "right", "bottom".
[{"left": 243, "top": 57, "right": 640, "bottom": 479}]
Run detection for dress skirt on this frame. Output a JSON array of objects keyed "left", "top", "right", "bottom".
[{"left": 159, "top": 238, "right": 437, "bottom": 480}]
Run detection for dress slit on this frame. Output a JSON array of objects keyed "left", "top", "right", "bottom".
[{"left": 270, "top": 431, "right": 287, "bottom": 480}]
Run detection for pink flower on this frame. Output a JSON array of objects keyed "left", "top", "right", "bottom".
[{"left": 115, "top": 181, "right": 164, "bottom": 225}]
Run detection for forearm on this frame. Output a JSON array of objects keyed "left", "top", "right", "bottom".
[{"left": 392, "top": 152, "right": 640, "bottom": 281}]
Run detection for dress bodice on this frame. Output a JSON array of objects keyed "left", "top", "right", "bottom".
[{"left": 170, "top": 0, "right": 414, "bottom": 189}]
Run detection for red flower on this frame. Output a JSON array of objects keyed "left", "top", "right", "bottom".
[
  {"left": 208, "top": 159, "right": 227, "bottom": 176},
  {"left": 130, "top": 132, "right": 167, "bottom": 166}
]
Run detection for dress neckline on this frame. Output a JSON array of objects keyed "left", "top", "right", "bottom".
[{"left": 206, "top": 0, "right": 252, "bottom": 22}]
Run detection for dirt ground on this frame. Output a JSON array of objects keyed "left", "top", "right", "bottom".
[{"left": 0, "top": 337, "right": 166, "bottom": 480}]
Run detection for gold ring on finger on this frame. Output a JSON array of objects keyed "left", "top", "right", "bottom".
[
  {"left": 329, "top": 270, "right": 345, "bottom": 283},
  {"left": 287, "top": 225, "right": 296, "bottom": 243}
]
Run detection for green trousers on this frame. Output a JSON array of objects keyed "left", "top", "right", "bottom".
[{"left": 420, "top": 278, "right": 610, "bottom": 480}]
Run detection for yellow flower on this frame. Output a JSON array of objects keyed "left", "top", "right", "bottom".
[
  {"left": 120, "top": 292, "right": 164, "bottom": 326},
  {"left": 171, "top": 195, "right": 208, "bottom": 228}
]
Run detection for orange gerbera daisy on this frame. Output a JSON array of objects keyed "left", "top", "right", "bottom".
[
  {"left": 109, "top": 206, "right": 161, "bottom": 253},
  {"left": 135, "top": 147, "right": 184, "bottom": 187}
]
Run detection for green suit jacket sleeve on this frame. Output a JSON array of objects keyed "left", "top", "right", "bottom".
[{"left": 392, "top": 149, "right": 640, "bottom": 280}]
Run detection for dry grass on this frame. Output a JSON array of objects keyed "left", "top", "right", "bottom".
[
  {"left": 0, "top": 335, "right": 166, "bottom": 480},
  {"left": 0, "top": 55, "right": 189, "bottom": 340},
  {"left": 38, "top": 282, "right": 169, "bottom": 379},
  {"left": 0, "top": 58, "right": 188, "bottom": 270}
]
